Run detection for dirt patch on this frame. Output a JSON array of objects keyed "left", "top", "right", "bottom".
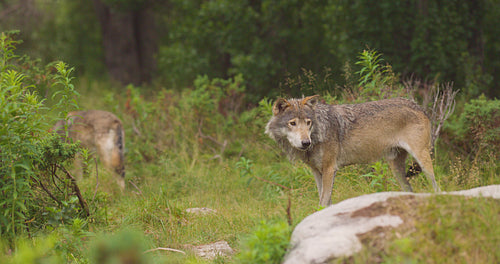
[
  {"left": 353, "top": 195, "right": 429, "bottom": 252},
  {"left": 351, "top": 195, "right": 422, "bottom": 218}
]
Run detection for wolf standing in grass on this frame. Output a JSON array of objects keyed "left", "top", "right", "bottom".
[
  {"left": 265, "top": 95, "right": 440, "bottom": 206},
  {"left": 53, "top": 110, "right": 126, "bottom": 189}
]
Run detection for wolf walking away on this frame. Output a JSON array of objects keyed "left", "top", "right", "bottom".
[
  {"left": 53, "top": 110, "right": 126, "bottom": 189},
  {"left": 265, "top": 96, "right": 440, "bottom": 206}
]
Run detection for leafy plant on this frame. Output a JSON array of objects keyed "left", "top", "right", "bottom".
[
  {"left": 234, "top": 220, "right": 291, "bottom": 264},
  {"left": 452, "top": 95, "right": 499, "bottom": 161},
  {"left": 349, "top": 49, "right": 404, "bottom": 101},
  {"left": 0, "top": 31, "right": 82, "bottom": 242},
  {"left": 236, "top": 157, "right": 253, "bottom": 180},
  {"left": 360, "top": 161, "right": 397, "bottom": 192},
  {"left": 89, "top": 229, "right": 152, "bottom": 264}
]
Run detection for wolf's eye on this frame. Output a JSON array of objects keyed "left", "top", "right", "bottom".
[
  {"left": 306, "top": 120, "right": 312, "bottom": 126},
  {"left": 289, "top": 121, "right": 296, "bottom": 126}
]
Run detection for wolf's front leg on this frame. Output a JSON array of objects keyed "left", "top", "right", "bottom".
[
  {"left": 311, "top": 168, "right": 323, "bottom": 198},
  {"left": 319, "top": 165, "right": 336, "bottom": 207}
]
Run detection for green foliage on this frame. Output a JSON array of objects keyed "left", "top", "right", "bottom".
[
  {"left": 280, "top": 67, "right": 337, "bottom": 97},
  {"left": 43, "top": 197, "right": 82, "bottom": 227},
  {"left": 355, "top": 50, "right": 397, "bottom": 91},
  {"left": 360, "top": 161, "right": 397, "bottom": 192},
  {"left": 234, "top": 220, "right": 291, "bottom": 264},
  {"left": 0, "top": 32, "right": 46, "bottom": 240},
  {"left": 26, "top": 0, "right": 104, "bottom": 78},
  {"left": 112, "top": 74, "right": 250, "bottom": 170},
  {"left": 2, "top": 1, "right": 500, "bottom": 97},
  {"left": 236, "top": 157, "right": 253, "bottom": 180},
  {"left": 0, "top": 31, "right": 81, "bottom": 242},
  {"left": 89, "top": 229, "right": 152, "bottom": 264},
  {"left": 161, "top": 0, "right": 336, "bottom": 99},
  {"left": 1, "top": 234, "right": 65, "bottom": 264},
  {"left": 450, "top": 95, "right": 500, "bottom": 161},
  {"left": 348, "top": 49, "right": 405, "bottom": 101}
]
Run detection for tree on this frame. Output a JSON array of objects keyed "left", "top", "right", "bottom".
[{"left": 91, "top": 0, "right": 158, "bottom": 85}]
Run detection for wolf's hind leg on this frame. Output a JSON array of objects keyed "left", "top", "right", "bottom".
[
  {"left": 387, "top": 149, "right": 413, "bottom": 192},
  {"left": 414, "top": 149, "right": 440, "bottom": 192}
]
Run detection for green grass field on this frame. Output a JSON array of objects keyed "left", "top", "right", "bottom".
[{"left": 1, "top": 70, "right": 499, "bottom": 263}]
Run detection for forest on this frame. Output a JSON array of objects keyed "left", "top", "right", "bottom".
[{"left": 0, "top": 0, "right": 499, "bottom": 263}]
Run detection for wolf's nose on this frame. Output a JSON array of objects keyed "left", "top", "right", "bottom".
[{"left": 302, "top": 140, "right": 311, "bottom": 148}]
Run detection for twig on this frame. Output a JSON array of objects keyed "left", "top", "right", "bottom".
[
  {"left": 132, "top": 122, "right": 142, "bottom": 137},
  {"left": 430, "top": 82, "right": 458, "bottom": 151},
  {"left": 143, "top": 247, "right": 186, "bottom": 255},
  {"left": 50, "top": 165, "right": 64, "bottom": 194},
  {"left": 403, "top": 77, "right": 458, "bottom": 154},
  {"left": 93, "top": 157, "right": 99, "bottom": 201},
  {"left": 57, "top": 165, "right": 90, "bottom": 217},
  {"left": 197, "top": 125, "right": 228, "bottom": 160},
  {"left": 34, "top": 176, "right": 62, "bottom": 206},
  {"left": 286, "top": 190, "right": 292, "bottom": 226},
  {"left": 128, "top": 180, "right": 143, "bottom": 196}
]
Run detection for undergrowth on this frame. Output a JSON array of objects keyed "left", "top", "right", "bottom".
[{"left": 1, "top": 33, "right": 498, "bottom": 263}]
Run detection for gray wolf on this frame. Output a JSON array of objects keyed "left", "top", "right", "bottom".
[
  {"left": 265, "top": 95, "right": 440, "bottom": 206},
  {"left": 53, "top": 110, "right": 126, "bottom": 189}
]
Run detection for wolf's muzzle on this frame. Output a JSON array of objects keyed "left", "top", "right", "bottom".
[{"left": 300, "top": 140, "right": 311, "bottom": 150}]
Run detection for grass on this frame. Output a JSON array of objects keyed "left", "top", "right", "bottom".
[{"left": 2, "top": 77, "right": 499, "bottom": 264}]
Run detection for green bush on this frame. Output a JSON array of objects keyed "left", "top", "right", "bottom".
[
  {"left": 0, "top": 31, "right": 82, "bottom": 242},
  {"left": 89, "top": 229, "right": 152, "bottom": 264},
  {"left": 234, "top": 220, "right": 291, "bottom": 264},
  {"left": 451, "top": 95, "right": 499, "bottom": 161}
]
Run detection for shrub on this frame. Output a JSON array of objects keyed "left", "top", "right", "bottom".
[
  {"left": 0, "top": 31, "right": 82, "bottom": 242},
  {"left": 234, "top": 220, "right": 291, "bottom": 264},
  {"left": 451, "top": 95, "right": 499, "bottom": 161}
]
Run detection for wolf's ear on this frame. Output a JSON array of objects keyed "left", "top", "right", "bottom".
[
  {"left": 301, "top": 95, "right": 320, "bottom": 107},
  {"left": 272, "top": 98, "right": 291, "bottom": 115}
]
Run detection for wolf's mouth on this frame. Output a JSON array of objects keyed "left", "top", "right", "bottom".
[{"left": 297, "top": 145, "right": 312, "bottom": 152}]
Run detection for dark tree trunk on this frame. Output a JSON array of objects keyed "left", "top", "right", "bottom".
[{"left": 92, "top": 0, "right": 157, "bottom": 85}]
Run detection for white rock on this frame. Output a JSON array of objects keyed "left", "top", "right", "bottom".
[{"left": 283, "top": 185, "right": 500, "bottom": 264}]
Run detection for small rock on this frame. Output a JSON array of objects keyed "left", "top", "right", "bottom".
[
  {"left": 185, "top": 207, "right": 217, "bottom": 215},
  {"left": 186, "top": 240, "right": 234, "bottom": 260}
]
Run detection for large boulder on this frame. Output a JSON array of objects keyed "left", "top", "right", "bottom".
[{"left": 283, "top": 185, "right": 500, "bottom": 264}]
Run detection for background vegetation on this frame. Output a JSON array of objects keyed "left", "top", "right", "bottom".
[
  {"left": 1, "top": 0, "right": 499, "bottom": 99},
  {"left": 0, "top": 0, "right": 499, "bottom": 263}
]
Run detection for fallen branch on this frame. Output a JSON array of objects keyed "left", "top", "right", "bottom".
[{"left": 143, "top": 247, "right": 186, "bottom": 255}]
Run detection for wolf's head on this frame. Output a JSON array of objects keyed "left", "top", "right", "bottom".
[{"left": 265, "top": 95, "right": 319, "bottom": 151}]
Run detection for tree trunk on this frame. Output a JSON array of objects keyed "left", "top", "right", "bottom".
[{"left": 92, "top": 0, "right": 157, "bottom": 85}]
